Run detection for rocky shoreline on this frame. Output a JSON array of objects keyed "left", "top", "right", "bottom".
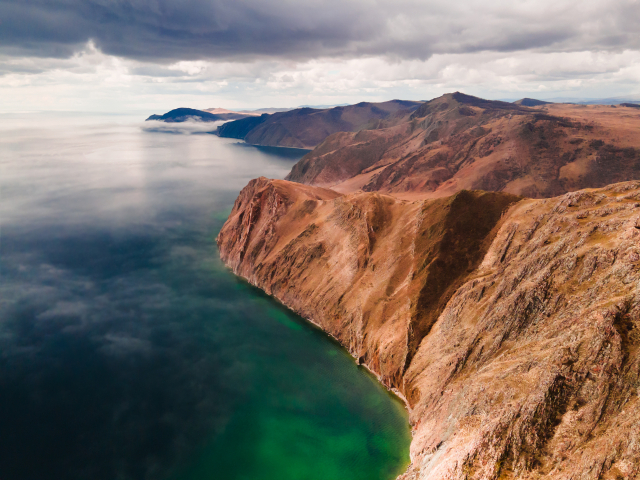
[{"left": 218, "top": 177, "right": 640, "bottom": 480}]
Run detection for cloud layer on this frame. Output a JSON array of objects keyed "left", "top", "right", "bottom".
[
  {"left": 1, "top": 0, "right": 640, "bottom": 109},
  {"left": 3, "top": 0, "right": 640, "bottom": 62}
]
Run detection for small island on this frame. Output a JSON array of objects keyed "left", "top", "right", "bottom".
[{"left": 146, "top": 107, "right": 252, "bottom": 123}]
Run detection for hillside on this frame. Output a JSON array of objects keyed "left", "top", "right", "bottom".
[
  {"left": 218, "top": 177, "right": 640, "bottom": 480},
  {"left": 215, "top": 114, "right": 271, "bottom": 140},
  {"left": 216, "top": 100, "right": 422, "bottom": 149},
  {"left": 287, "top": 92, "right": 640, "bottom": 199}
]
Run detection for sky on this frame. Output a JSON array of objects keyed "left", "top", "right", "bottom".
[{"left": 1, "top": 0, "right": 640, "bottom": 112}]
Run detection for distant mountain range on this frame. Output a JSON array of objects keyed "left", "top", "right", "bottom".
[
  {"left": 215, "top": 100, "right": 422, "bottom": 149},
  {"left": 557, "top": 95, "right": 640, "bottom": 105},
  {"left": 504, "top": 95, "right": 640, "bottom": 105},
  {"left": 147, "top": 104, "right": 355, "bottom": 124},
  {"left": 146, "top": 96, "right": 640, "bottom": 141}
]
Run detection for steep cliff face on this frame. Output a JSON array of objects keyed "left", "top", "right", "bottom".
[
  {"left": 287, "top": 93, "right": 640, "bottom": 199},
  {"left": 218, "top": 178, "right": 640, "bottom": 480},
  {"left": 218, "top": 177, "right": 519, "bottom": 386},
  {"left": 401, "top": 182, "right": 640, "bottom": 480}
]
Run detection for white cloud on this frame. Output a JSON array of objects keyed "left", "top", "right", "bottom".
[{"left": 1, "top": 42, "right": 640, "bottom": 113}]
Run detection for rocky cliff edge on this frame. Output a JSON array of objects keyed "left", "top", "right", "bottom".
[{"left": 218, "top": 177, "right": 640, "bottom": 480}]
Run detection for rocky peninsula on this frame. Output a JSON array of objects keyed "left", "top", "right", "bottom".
[{"left": 218, "top": 93, "right": 640, "bottom": 480}]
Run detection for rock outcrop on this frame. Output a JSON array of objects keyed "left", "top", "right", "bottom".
[{"left": 218, "top": 178, "right": 640, "bottom": 480}]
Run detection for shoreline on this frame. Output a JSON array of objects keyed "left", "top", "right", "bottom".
[
  {"left": 226, "top": 266, "right": 416, "bottom": 469},
  {"left": 243, "top": 142, "right": 313, "bottom": 152},
  {"left": 230, "top": 267, "right": 414, "bottom": 412},
  {"left": 213, "top": 133, "right": 314, "bottom": 152}
]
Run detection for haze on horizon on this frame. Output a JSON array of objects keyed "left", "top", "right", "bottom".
[{"left": 1, "top": 0, "right": 640, "bottom": 112}]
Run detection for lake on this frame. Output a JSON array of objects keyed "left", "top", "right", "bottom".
[{"left": 0, "top": 113, "right": 411, "bottom": 480}]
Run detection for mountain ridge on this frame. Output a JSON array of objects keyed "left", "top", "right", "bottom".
[
  {"left": 287, "top": 92, "right": 640, "bottom": 199},
  {"left": 216, "top": 100, "right": 422, "bottom": 149}
]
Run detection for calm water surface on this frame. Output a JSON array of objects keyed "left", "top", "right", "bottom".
[{"left": 0, "top": 113, "right": 411, "bottom": 480}]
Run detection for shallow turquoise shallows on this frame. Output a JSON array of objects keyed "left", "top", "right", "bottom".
[{"left": 0, "top": 113, "right": 411, "bottom": 480}]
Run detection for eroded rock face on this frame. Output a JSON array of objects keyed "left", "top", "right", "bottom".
[
  {"left": 402, "top": 182, "right": 640, "bottom": 480},
  {"left": 218, "top": 177, "right": 519, "bottom": 387},
  {"left": 218, "top": 178, "right": 640, "bottom": 480}
]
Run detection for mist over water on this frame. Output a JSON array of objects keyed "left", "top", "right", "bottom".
[{"left": 0, "top": 113, "right": 410, "bottom": 480}]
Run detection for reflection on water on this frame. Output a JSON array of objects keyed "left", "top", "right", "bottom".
[{"left": 0, "top": 113, "right": 411, "bottom": 480}]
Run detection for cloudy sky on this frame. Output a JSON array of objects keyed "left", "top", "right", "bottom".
[{"left": 2, "top": 0, "right": 640, "bottom": 112}]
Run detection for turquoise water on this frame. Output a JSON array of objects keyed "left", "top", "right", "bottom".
[{"left": 0, "top": 114, "right": 411, "bottom": 480}]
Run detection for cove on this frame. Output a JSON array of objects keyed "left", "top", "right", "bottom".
[{"left": 0, "top": 113, "right": 411, "bottom": 480}]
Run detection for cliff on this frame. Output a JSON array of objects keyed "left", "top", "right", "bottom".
[
  {"left": 218, "top": 177, "right": 640, "bottom": 480},
  {"left": 287, "top": 93, "right": 640, "bottom": 199},
  {"left": 216, "top": 100, "right": 422, "bottom": 149}
]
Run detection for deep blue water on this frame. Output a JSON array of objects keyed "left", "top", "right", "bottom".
[{"left": 0, "top": 114, "right": 410, "bottom": 480}]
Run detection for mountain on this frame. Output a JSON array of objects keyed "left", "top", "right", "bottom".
[
  {"left": 216, "top": 100, "right": 423, "bottom": 149},
  {"left": 218, "top": 178, "right": 519, "bottom": 383},
  {"left": 514, "top": 97, "right": 552, "bottom": 106},
  {"left": 287, "top": 92, "right": 640, "bottom": 198},
  {"left": 218, "top": 177, "right": 640, "bottom": 480},
  {"left": 145, "top": 107, "right": 251, "bottom": 123},
  {"left": 217, "top": 92, "right": 640, "bottom": 480}
]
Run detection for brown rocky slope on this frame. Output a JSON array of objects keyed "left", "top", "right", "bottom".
[
  {"left": 218, "top": 177, "right": 640, "bottom": 480},
  {"left": 287, "top": 93, "right": 640, "bottom": 200}
]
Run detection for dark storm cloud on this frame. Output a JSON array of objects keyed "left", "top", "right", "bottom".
[
  {"left": 0, "top": 0, "right": 383, "bottom": 61},
  {"left": 1, "top": 0, "right": 640, "bottom": 63}
]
